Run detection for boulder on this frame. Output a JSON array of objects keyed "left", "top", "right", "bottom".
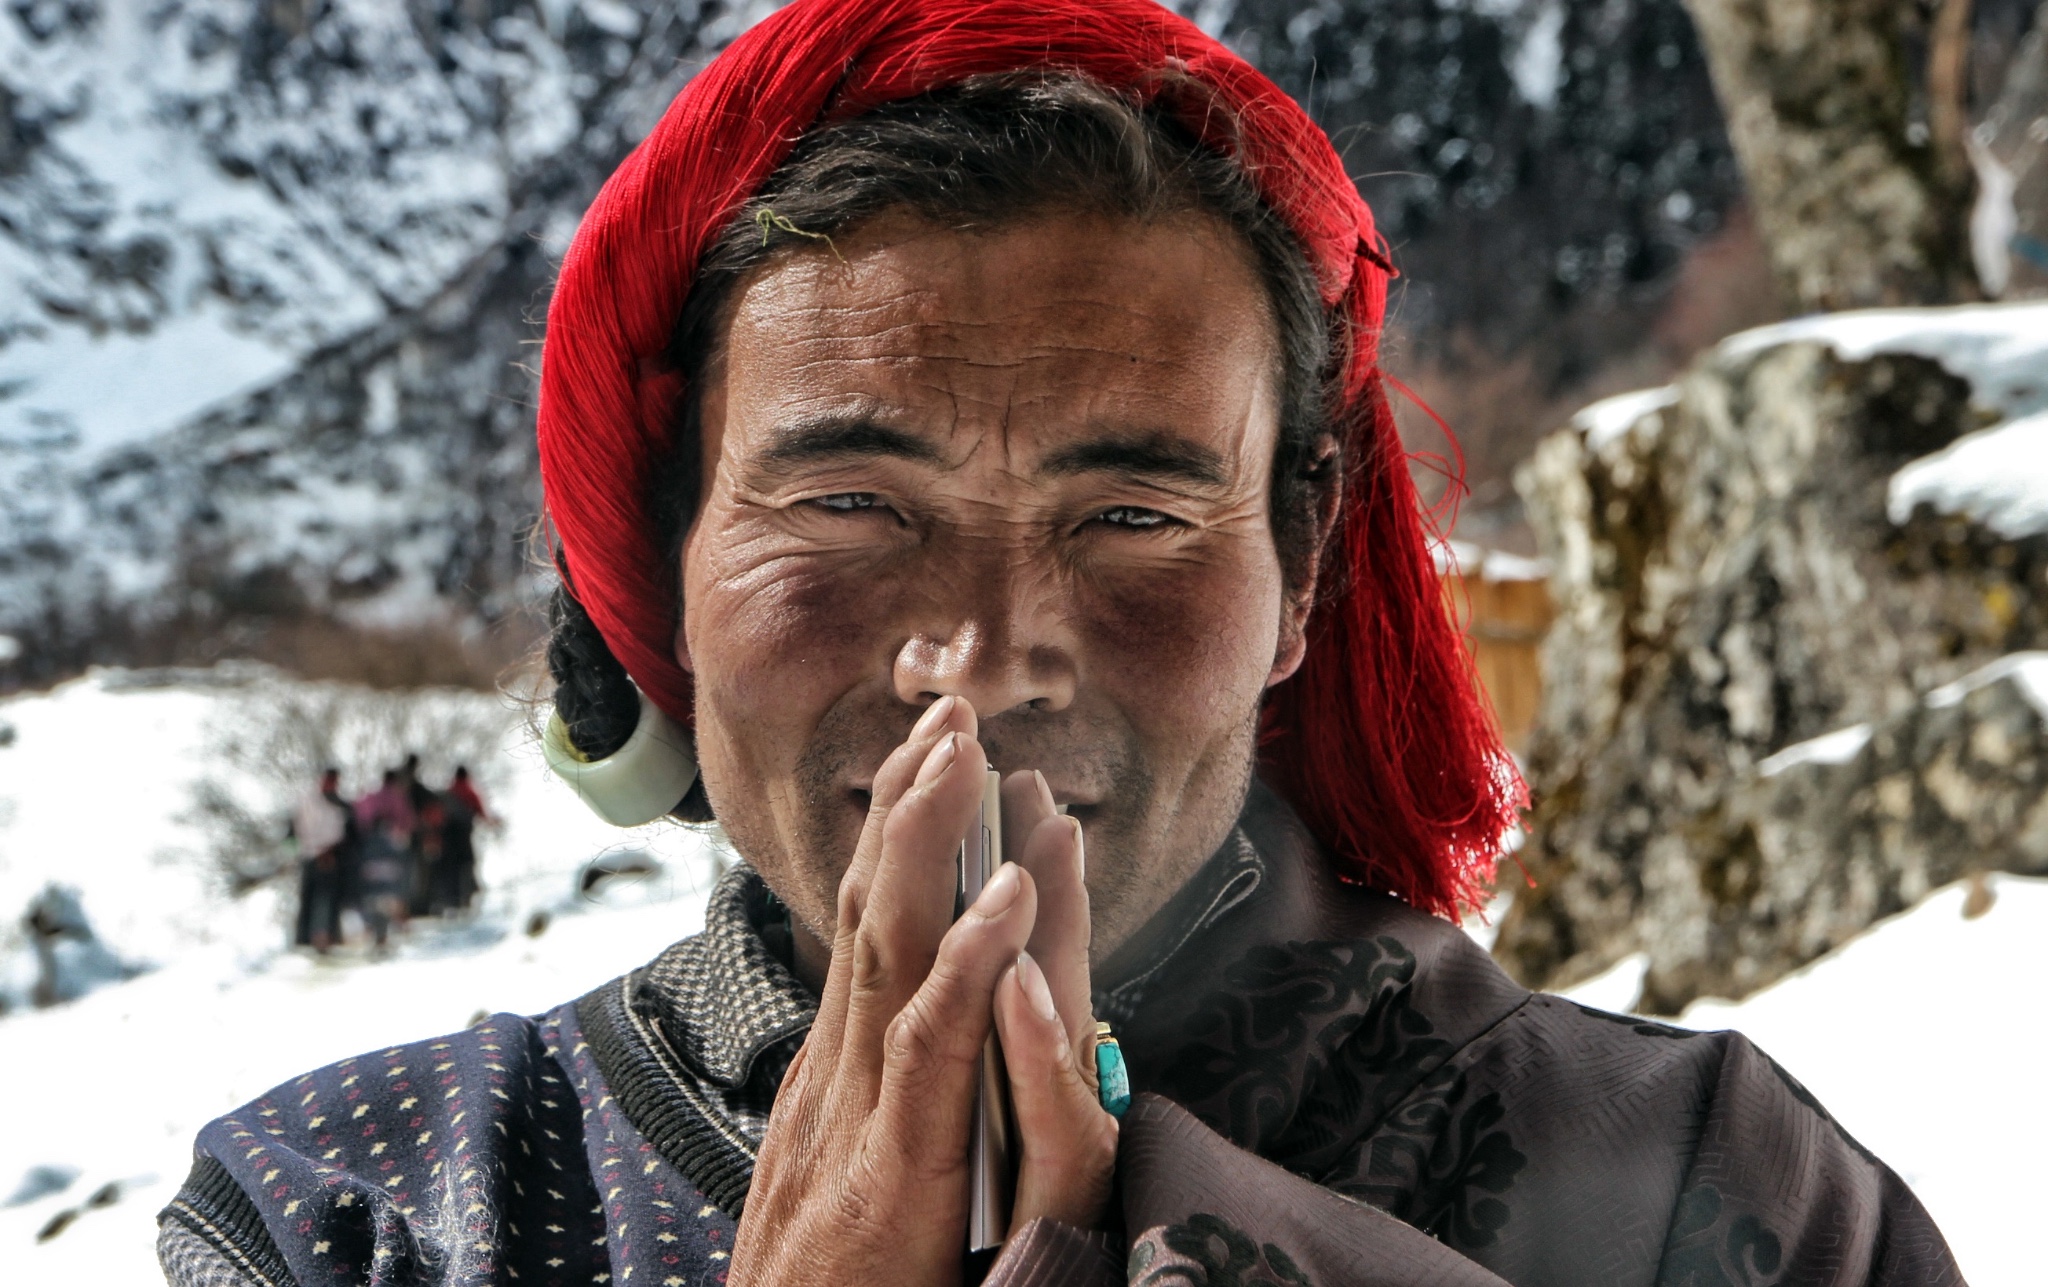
[{"left": 1497, "top": 302, "right": 2048, "bottom": 1011}]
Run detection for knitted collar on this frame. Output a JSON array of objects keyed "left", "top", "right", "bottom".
[{"left": 640, "top": 866, "right": 818, "bottom": 1088}]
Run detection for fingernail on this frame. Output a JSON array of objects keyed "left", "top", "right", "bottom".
[
  {"left": 913, "top": 695, "right": 956, "bottom": 738},
  {"left": 914, "top": 732, "right": 957, "bottom": 786},
  {"left": 1016, "top": 951, "right": 1059, "bottom": 1024},
  {"left": 977, "top": 861, "right": 1021, "bottom": 914},
  {"left": 1069, "top": 816, "right": 1086, "bottom": 881},
  {"left": 1032, "top": 769, "right": 1055, "bottom": 815}
]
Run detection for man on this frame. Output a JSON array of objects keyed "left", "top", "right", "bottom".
[
  {"left": 158, "top": 2, "right": 1961, "bottom": 1284},
  {"left": 350, "top": 769, "right": 414, "bottom": 950},
  {"left": 437, "top": 765, "right": 490, "bottom": 914},
  {"left": 287, "top": 768, "right": 352, "bottom": 953},
  {"left": 400, "top": 753, "right": 444, "bottom": 917}
]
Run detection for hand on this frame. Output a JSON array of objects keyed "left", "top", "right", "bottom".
[{"left": 730, "top": 697, "right": 1117, "bottom": 1286}]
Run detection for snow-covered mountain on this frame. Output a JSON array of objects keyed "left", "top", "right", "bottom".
[{"left": 0, "top": 0, "right": 771, "bottom": 679}]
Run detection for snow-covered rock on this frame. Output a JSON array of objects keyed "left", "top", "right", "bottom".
[{"left": 1503, "top": 300, "right": 2048, "bottom": 1011}]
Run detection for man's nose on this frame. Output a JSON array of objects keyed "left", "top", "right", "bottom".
[{"left": 890, "top": 568, "right": 1078, "bottom": 717}]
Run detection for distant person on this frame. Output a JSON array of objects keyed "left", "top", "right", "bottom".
[
  {"left": 399, "top": 753, "right": 442, "bottom": 917},
  {"left": 436, "top": 765, "right": 491, "bottom": 915},
  {"left": 414, "top": 791, "right": 448, "bottom": 916},
  {"left": 286, "top": 768, "right": 352, "bottom": 953},
  {"left": 352, "top": 770, "right": 414, "bottom": 949}
]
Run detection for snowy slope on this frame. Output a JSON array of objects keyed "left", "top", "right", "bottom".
[
  {"left": 0, "top": 668, "right": 723, "bottom": 1276},
  {"left": 0, "top": 669, "right": 2035, "bottom": 1283},
  {"left": 0, "top": 667, "right": 720, "bottom": 989}
]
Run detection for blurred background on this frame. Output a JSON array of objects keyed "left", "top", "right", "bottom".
[{"left": 0, "top": 0, "right": 2044, "bottom": 1281}]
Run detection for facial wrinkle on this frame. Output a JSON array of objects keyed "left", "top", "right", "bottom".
[{"left": 686, "top": 211, "right": 1292, "bottom": 963}]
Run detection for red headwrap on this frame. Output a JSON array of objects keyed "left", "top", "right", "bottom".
[{"left": 537, "top": 0, "right": 1524, "bottom": 919}]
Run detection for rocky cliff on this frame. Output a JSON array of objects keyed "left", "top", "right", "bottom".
[
  {"left": 1499, "top": 300, "right": 2048, "bottom": 1011},
  {"left": 0, "top": 0, "right": 765, "bottom": 683}
]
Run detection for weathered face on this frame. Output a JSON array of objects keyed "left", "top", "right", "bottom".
[{"left": 679, "top": 210, "right": 1312, "bottom": 963}]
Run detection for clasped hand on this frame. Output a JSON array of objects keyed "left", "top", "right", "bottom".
[{"left": 730, "top": 696, "right": 1118, "bottom": 1285}]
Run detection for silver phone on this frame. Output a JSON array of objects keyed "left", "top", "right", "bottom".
[{"left": 958, "top": 769, "right": 1015, "bottom": 1253}]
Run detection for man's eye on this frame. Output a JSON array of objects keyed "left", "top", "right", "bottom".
[
  {"left": 812, "top": 493, "right": 880, "bottom": 512},
  {"left": 1094, "top": 506, "right": 1172, "bottom": 529}
]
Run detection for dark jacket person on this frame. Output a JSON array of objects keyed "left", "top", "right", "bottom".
[
  {"left": 157, "top": 2, "right": 1962, "bottom": 1285},
  {"left": 288, "top": 768, "right": 352, "bottom": 952}
]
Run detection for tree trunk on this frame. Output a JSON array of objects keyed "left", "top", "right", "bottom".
[{"left": 1683, "top": 0, "right": 1981, "bottom": 311}]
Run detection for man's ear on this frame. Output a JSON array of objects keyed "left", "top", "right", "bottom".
[{"left": 1268, "top": 434, "right": 1344, "bottom": 687}]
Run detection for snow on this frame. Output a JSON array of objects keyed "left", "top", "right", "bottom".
[
  {"left": 1560, "top": 950, "right": 1647, "bottom": 1013},
  {"left": 1426, "top": 0, "right": 1566, "bottom": 108},
  {"left": 0, "top": 896, "right": 716, "bottom": 1280},
  {"left": 1757, "top": 721, "right": 1874, "bottom": 776},
  {"left": 1967, "top": 134, "right": 2019, "bottom": 299},
  {"left": 0, "top": 667, "right": 723, "bottom": 990},
  {"left": 1924, "top": 650, "right": 2048, "bottom": 719},
  {"left": 0, "top": 676, "right": 268, "bottom": 976},
  {"left": 0, "top": 0, "right": 420, "bottom": 452},
  {"left": 1756, "top": 650, "right": 2048, "bottom": 776},
  {"left": 1831, "top": 303, "right": 2048, "bottom": 545},
  {"left": 579, "top": 0, "right": 647, "bottom": 39},
  {"left": 0, "top": 669, "right": 722, "bottom": 1278},
  {"left": 1556, "top": 875, "right": 2048, "bottom": 1287},
  {"left": 1573, "top": 385, "right": 1680, "bottom": 451},
  {"left": 1890, "top": 410, "right": 2048, "bottom": 538},
  {"left": 1718, "top": 300, "right": 2048, "bottom": 421},
  {"left": 0, "top": 669, "right": 2037, "bottom": 1282},
  {"left": 0, "top": 306, "right": 300, "bottom": 461}
]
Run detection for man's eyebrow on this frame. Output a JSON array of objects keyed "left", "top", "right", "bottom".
[
  {"left": 757, "top": 418, "right": 946, "bottom": 468},
  {"left": 1038, "top": 433, "right": 1231, "bottom": 489}
]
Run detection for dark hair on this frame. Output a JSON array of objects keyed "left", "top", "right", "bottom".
[{"left": 547, "top": 73, "right": 1340, "bottom": 820}]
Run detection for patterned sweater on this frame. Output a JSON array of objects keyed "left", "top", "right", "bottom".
[{"left": 160, "top": 786, "right": 1962, "bottom": 1286}]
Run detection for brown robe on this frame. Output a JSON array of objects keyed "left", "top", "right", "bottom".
[{"left": 981, "top": 785, "right": 1960, "bottom": 1285}]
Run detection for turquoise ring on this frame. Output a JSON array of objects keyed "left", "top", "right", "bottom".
[{"left": 1094, "top": 1021, "right": 1131, "bottom": 1117}]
